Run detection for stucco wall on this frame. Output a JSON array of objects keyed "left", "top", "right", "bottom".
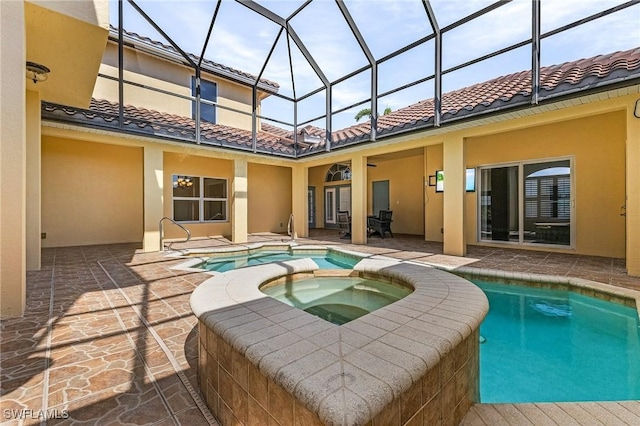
[
  {"left": 41, "top": 137, "right": 143, "bottom": 247},
  {"left": 425, "top": 144, "right": 444, "bottom": 242},
  {"left": 163, "top": 152, "right": 233, "bottom": 239},
  {"left": 248, "top": 163, "right": 292, "bottom": 234},
  {"left": 367, "top": 154, "right": 425, "bottom": 235},
  {"left": 308, "top": 165, "right": 328, "bottom": 228},
  {"left": 464, "top": 110, "right": 626, "bottom": 258},
  {"left": 94, "top": 42, "right": 258, "bottom": 131}
]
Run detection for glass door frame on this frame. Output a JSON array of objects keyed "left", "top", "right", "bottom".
[
  {"left": 476, "top": 156, "right": 575, "bottom": 248},
  {"left": 325, "top": 187, "right": 337, "bottom": 225}
]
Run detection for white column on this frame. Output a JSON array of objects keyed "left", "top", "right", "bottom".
[
  {"left": 0, "top": 0, "right": 26, "bottom": 317},
  {"left": 291, "top": 165, "right": 308, "bottom": 239},
  {"left": 143, "top": 146, "right": 164, "bottom": 252},
  {"left": 232, "top": 158, "right": 248, "bottom": 243},
  {"left": 443, "top": 135, "right": 466, "bottom": 256},
  {"left": 350, "top": 154, "right": 367, "bottom": 244},
  {"left": 26, "top": 90, "right": 41, "bottom": 270},
  {"left": 627, "top": 99, "right": 640, "bottom": 276}
]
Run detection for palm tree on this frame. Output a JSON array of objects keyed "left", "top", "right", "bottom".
[{"left": 354, "top": 106, "right": 392, "bottom": 122}]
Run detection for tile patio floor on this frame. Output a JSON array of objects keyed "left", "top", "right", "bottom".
[{"left": 1, "top": 231, "right": 639, "bottom": 425}]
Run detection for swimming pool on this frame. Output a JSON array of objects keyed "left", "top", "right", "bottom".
[
  {"left": 475, "top": 280, "right": 640, "bottom": 403},
  {"left": 195, "top": 248, "right": 360, "bottom": 272},
  {"left": 260, "top": 276, "right": 413, "bottom": 325}
]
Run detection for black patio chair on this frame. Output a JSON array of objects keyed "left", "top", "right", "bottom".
[
  {"left": 337, "top": 211, "right": 351, "bottom": 239},
  {"left": 368, "top": 210, "right": 393, "bottom": 239}
]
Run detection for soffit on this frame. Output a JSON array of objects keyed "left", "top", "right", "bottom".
[{"left": 25, "top": 1, "right": 109, "bottom": 108}]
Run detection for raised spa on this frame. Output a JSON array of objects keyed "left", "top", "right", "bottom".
[
  {"left": 191, "top": 256, "right": 489, "bottom": 425},
  {"left": 260, "top": 276, "right": 413, "bottom": 325}
]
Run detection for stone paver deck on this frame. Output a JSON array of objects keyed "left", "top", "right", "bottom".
[{"left": 1, "top": 230, "right": 639, "bottom": 425}]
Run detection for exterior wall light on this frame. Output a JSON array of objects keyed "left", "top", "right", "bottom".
[
  {"left": 634, "top": 99, "right": 640, "bottom": 119},
  {"left": 26, "top": 61, "right": 50, "bottom": 83}
]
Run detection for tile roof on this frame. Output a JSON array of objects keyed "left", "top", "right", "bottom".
[
  {"left": 42, "top": 48, "right": 640, "bottom": 158},
  {"left": 311, "top": 47, "right": 640, "bottom": 153},
  {"left": 43, "top": 98, "right": 297, "bottom": 156},
  {"left": 111, "top": 26, "right": 279, "bottom": 92}
]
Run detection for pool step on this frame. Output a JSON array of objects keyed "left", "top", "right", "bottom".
[{"left": 313, "top": 269, "right": 359, "bottom": 277}]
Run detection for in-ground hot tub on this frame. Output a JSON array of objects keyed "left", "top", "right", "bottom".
[{"left": 190, "top": 255, "right": 488, "bottom": 425}]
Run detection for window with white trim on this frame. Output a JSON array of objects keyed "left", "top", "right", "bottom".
[{"left": 172, "top": 175, "right": 227, "bottom": 222}]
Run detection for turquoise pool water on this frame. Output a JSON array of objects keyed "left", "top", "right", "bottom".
[
  {"left": 261, "top": 277, "right": 413, "bottom": 325},
  {"left": 197, "top": 250, "right": 359, "bottom": 272},
  {"left": 475, "top": 280, "right": 640, "bottom": 403}
]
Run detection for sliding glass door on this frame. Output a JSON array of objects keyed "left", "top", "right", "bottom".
[
  {"left": 480, "top": 166, "right": 519, "bottom": 242},
  {"left": 479, "top": 159, "right": 572, "bottom": 246}
]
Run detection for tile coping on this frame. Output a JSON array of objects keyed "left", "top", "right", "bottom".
[
  {"left": 450, "top": 265, "right": 640, "bottom": 319},
  {"left": 171, "top": 243, "right": 372, "bottom": 274},
  {"left": 178, "top": 242, "right": 640, "bottom": 318},
  {"left": 189, "top": 256, "right": 489, "bottom": 425}
]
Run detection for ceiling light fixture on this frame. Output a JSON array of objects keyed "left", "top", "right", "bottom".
[
  {"left": 173, "top": 176, "right": 193, "bottom": 189},
  {"left": 26, "top": 61, "right": 50, "bottom": 84}
]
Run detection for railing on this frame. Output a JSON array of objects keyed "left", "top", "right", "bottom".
[
  {"left": 287, "top": 213, "right": 295, "bottom": 241},
  {"left": 159, "top": 217, "right": 191, "bottom": 251}
]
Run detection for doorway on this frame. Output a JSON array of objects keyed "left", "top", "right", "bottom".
[
  {"left": 325, "top": 185, "right": 351, "bottom": 227},
  {"left": 308, "top": 186, "right": 316, "bottom": 229},
  {"left": 372, "top": 180, "right": 390, "bottom": 216}
]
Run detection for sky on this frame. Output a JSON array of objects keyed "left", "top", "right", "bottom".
[{"left": 110, "top": 0, "right": 640, "bottom": 131}]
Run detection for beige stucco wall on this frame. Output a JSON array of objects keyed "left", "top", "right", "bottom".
[
  {"left": 307, "top": 156, "right": 424, "bottom": 235},
  {"left": 27, "top": 0, "right": 109, "bottom": 28},
  {"left": 163, "top": 152, "right": 233, "bottom": 239},
  {"left": 463, "top": 110, "right": 626, "bottom": 258},
  {"left": 26, "top": 90, "right": 41, "bottom": 270},
  {"left": 0, "top": 0, "right": 27, "bottom": 317},
  {"left": 308, "top": 165, "right": 329, "bottom": 228},
  {"left": 248, "top": 163, "right": 292, "bottom": 234},
  {"left": 367, "top": 154, "right": 424, "bottom": 235},
  {"left": 42, "top": 137, "right": 143, "bottom": 247},
  {"left": 95, "top": 45, "right": 190, "bottom": 117},
  {"left": 425, "top": 144, "right": 444, "bottom": 242},
  {"left": 25, "top": 1, "right": 108, "bottom": 108},
  {"left": 94, "top": 42, "right": 259, "bottom": 131}
]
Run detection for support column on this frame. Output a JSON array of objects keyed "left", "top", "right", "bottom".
[
  {"left": 232, "top": 158, "right": 248, "bottom": 243},
  {"left": 143, "top": 146, "right": 164, "bottom": 252},
  {"left": 626, "top": 99, "right": 640, "bottom": 276},
  {"left": 350, "top": 154, "right": 367, "bottom": 244},
  {"left": 0, "top": 0, "right": 26, "bottom": 317},
  {"left": 26, "top": 90, "right": 41, "bottom": 270},
  {"left": 291, "top": 165, "right": 308, "bottom": 239},
  {"left": 443, "top": 136, "right": 466, "bottom": 256}
]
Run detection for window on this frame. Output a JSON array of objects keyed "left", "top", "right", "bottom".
[
  {"left": 172, "top": 175, "right": 227, "bottom": 222},
  {"left": 192, "top": 78, "right": 217, "bottom": 124},
  {"left": 325, "top": 164, "right": 351, "bottom": 182},
  {"left": 479, "top": 159, "right": 572, "bottom": 246}
]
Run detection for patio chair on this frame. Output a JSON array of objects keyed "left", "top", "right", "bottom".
[
  {"left": 368, "top": 210, "right": 393, "bottom": 239},
  {"left": 337, "top": 211, "right": 351, "bottom": 239}
]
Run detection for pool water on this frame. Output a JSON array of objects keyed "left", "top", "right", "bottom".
[
  {"left": 261, "top": 276, "right": 413, "bottom": 325},
  {"left": 475, "top": 280, "right": 640, "bottom": 403},
  {"left": 198, "top": 250, "right": 359, "bottom": 272}
]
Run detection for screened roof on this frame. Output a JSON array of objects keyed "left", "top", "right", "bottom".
[{"left": 95, "top": 1, "right": 640, "bottom": 153}]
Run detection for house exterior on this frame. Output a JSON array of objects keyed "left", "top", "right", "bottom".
[{"left": 1, "top": 0, "right": 639, "bottom": 318}]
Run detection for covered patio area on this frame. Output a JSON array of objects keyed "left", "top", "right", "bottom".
[{"left": 1, "top": 234, "right": 638, "bottom": 425}]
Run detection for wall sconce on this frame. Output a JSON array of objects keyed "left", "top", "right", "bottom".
[
  {"left": 26, "top": 61, "right": 50, "bottom": 84},
  {"left": 635, "top": 99, "right": 640, "bottom": 119}
]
